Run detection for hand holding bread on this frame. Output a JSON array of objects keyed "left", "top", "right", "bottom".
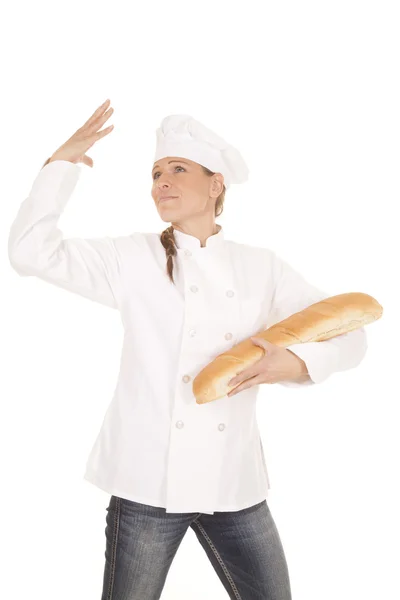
[{"left": 192, "top": 292, "right": 383, "bottom": 404}]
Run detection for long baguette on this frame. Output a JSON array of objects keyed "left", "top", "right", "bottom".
[{"left": 193, "top": 292, "right": 383, "bottom": 404}]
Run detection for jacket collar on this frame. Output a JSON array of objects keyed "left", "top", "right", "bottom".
[{"left": 172, "top": 224, "right": 225, "bottom": 251}]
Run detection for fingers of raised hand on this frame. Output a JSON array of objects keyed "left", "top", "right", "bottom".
[
  {"left": 85, "top": 107, "right": 114, "bottom": 138},
  {"left": 93, "top": 121, "right": 114, "bottom": 140},
  {"left": 84, "top": 99, "right": 110, "bottom": 128},
  {"left": 78, "top": 99, "right": 114, "bottom": 137}
]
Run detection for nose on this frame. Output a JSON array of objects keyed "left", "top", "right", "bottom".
[{"left": 157, "top": 178, "right": 172, "bottom": 191}]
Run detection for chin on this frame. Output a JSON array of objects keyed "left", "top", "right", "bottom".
[
  {"left": 159, "top": 215, "right": 173, "bottom": 223},
  {"left": 158, "top": 207, "right": 182, "bottom": 221}
]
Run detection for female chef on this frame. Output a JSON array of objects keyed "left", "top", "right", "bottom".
[{"left": 8, "top": 99, "right": 367, "bottom": 600}]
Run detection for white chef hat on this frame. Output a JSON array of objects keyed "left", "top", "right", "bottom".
[{"left": 153, "top": 114, "right": 249, "bottom": 190}]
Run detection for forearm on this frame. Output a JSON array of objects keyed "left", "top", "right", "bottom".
[
  {"left": 289, "top": 354, "right": 311, "bottom": 383},
  {"left": 292, "top": 370, "right": 312, "bottom": 383}
]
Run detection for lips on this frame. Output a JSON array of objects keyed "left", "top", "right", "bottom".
[{"left": 159, "top": 196, "right": 177, "bottom": 203}]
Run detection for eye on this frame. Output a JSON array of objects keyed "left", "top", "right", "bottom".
[{"left": 153, "top": 165, "right": 186, "bottom": 180}]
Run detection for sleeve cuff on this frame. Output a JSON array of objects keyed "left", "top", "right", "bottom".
[{"left": 284, "top": 341, "right": 340, "bottom": 384}]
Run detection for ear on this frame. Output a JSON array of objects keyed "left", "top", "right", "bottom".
[{"left": 211, "top": 174, "right": 224, "bottom": 196}]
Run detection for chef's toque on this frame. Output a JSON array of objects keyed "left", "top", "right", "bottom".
[{"left": 153, "top": 115, "right": 249, "bottom": 190}]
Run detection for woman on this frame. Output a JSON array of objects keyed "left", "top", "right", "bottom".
[{"left": 8, "top": 99, "right": 367, "bottom": 600}]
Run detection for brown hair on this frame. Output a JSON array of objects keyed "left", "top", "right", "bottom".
[{"left": 159, "top": 165, "right": 226, "bottom": 284}]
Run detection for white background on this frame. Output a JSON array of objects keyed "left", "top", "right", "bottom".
[{"left": 2, "top": 1, "right": 398, "bottom": 598}]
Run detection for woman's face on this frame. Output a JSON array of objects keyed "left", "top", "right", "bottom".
[{"left": 151, "top": 156, "right": 223, "bottom": 223}]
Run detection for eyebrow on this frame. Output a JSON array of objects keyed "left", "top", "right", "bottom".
[{"left": 152, "top": 160, "right": 190, "bottom": 174}]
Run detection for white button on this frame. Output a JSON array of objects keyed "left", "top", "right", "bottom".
[
  {"left": 218, "top": 423, "right": 226, "bottom": 431},
  {"left": 190, "top": 285, "right": 199, "bottom": 293},
  {"left": 189, "top": 329, "right": 196, "bottom": 337},
  {"left": 226, "top": 290, "right": 235, "bottom": 298},
  {"left": 225, "top": 332, "right": 233, "bottom": 340},
  {"left": 182, "top": 375, "right": 191, "bottom": 383},
  {"left": 184, "top": 250, "right": 192, "bottom": 257},
  {"left": 176, "top": 420, "right": 184, "bottom": 429}
]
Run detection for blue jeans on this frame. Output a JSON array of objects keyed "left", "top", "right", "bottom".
[{"left": 101, "top": 495, "right": 292, "bottom": 599}]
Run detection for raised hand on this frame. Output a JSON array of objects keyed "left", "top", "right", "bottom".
[{"left": 43, "top": 99, "right": 114, "bottom": 168}]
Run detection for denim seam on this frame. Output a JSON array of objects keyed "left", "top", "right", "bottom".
[
  {"left": 192, "top": 519, "right": 242, "bottom": 600},
  {"left": 105, "top": 496, "right": 121, "bottom": 600}
]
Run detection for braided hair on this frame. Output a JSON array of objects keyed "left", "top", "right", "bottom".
[{"left": 159, "top": 165, "right": 226, "bottom": 284}]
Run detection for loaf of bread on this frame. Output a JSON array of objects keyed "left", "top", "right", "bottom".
[{"left": 193, "top": 292, "right": 383, "bottom": 404}]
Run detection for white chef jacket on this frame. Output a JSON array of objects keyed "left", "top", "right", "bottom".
[{"left": 8, "top": 160, "right": 368, "bottom": 515}]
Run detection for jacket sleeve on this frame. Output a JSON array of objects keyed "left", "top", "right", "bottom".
[
  {"left": 265, "top": 250, "right": 368, "bottom": 387},
  {"left": 8, "top": 160, "right": 121, "bottom": 310}
]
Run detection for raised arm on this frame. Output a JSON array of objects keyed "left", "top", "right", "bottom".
[{"left": 8, "top": 100, "right": 121, "bottom": 309}]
